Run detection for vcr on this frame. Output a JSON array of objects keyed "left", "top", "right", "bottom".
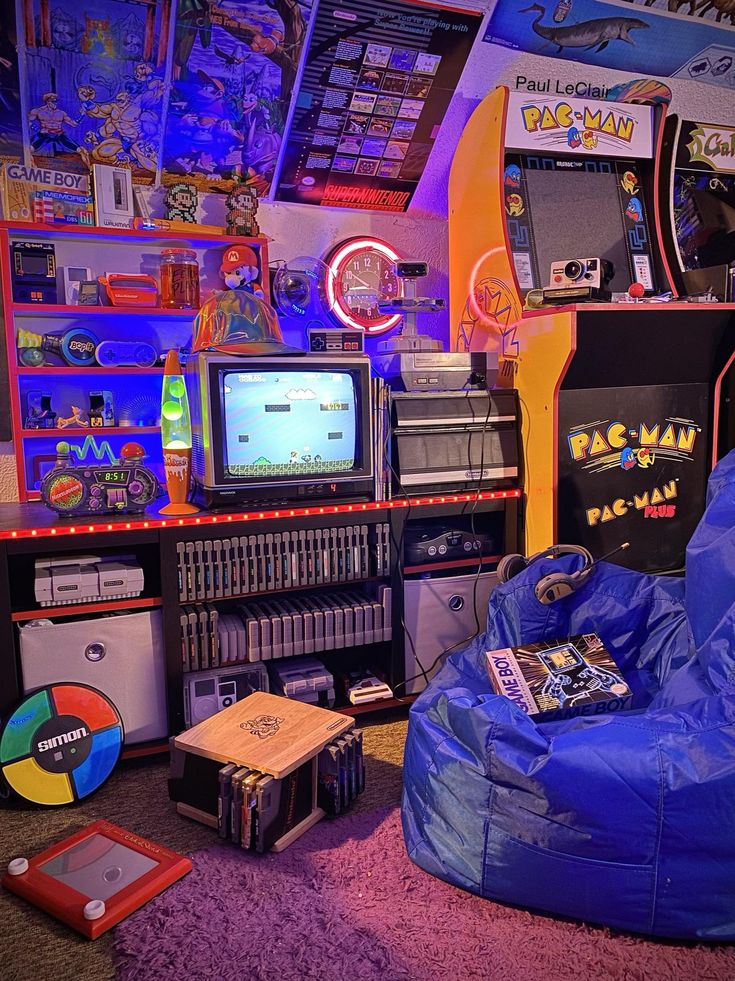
[{"left": 388, "top": 389, "right": 520, "bottom": 495}]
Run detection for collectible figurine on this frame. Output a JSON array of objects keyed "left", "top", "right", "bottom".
[
  {"left": 225, "top": 182, "right": 260, "bottom": 237},
  {"left": 164, "top": 181, "right": 198, "bottom": 223},
  {"left": 57, "top": 405, "right": 89, "bottom": 429},
  {"left": 25, "top": 392, "right": 57, "bottom": 429},
  {"left": 219, "top": 245, "right": 264, "bottom": 296}
]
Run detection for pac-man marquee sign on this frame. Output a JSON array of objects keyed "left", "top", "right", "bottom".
[{"left": 505, "top": 92, "right": 654, "bottom": 159}]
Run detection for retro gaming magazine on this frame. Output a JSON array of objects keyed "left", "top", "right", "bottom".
[{"left": 485, "top": 633, "right": 632, "bottom": 721}]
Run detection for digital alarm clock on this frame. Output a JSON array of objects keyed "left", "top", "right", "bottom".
[
  {"left": 98, "top": 273, "right": 159, "bottom": 307},
  {"left": 41, "top": 442, "right": 159, "bottom": 515}
]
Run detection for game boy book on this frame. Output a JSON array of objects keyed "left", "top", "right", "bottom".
[{"left": 485, "top": 633, "right": 632, "bottom": 720}]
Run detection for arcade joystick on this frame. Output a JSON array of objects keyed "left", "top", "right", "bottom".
[{"left": 628, "top": 283, "right": 645, "bottom": 301}]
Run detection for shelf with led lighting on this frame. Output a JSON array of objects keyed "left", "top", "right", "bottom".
[
  {"left": 12, "top": 303, "right": 199, "bottom": 318},
  {"left": 0, "top": 490, "right": 522, "bottom": 541},
  {"left": 21, "top": 426, "right": 161, "bottom": 437},
  {"left": 0, "top": 488, "right": 522, "bottom": 736},
  {"left": 11, "top": 595, "right": 163, "bottom": 622},
  {"left": 1, "top": 222, "right": 270, "bottom": 503},
  {"left": 0, "top": 220, "right": 267, "bottom": 247},
  {"left": 16, "top": 366, "right": 165, "bottom": 375}
]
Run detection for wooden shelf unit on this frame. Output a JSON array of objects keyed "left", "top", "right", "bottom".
[
  {"left": 0, "top": 222, "right": 269, "bottom": 501},
  {"left": 0, "top": 493, "right": 521, "bottom": 733},
  {"left": 12, "top": 595, "right": 162, "bottom": 623}
]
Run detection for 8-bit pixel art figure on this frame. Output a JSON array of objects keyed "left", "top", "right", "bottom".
[
  {"left": 164, "top": 182, "right": 198, "bottom": 223},
  {"left": 225, "top": 183, "right": 260, "bottom": 237}
]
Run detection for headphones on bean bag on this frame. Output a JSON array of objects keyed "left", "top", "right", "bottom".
[{"left": 497, "top": 543, "right": 628, "bottom": 605}]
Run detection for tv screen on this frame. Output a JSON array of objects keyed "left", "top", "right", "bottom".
[
  {"left": 505, "top": 153, "right": 657, "bottom": 295},
  {"left": 221, "top": 369, "right": 358, "bottom": 479},
  {"left": 523, "top": 167, "right": 634, "bottom": 294}
]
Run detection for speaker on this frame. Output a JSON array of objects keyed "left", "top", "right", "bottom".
[
  {"left": 403, "top": 571, "right": 497, "bottom": 694},
  {"left": 19, "top": 611, "right": 167, "bottom": 744}
]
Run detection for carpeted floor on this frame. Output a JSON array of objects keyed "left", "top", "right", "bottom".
[
  {"left": 2, "top": 714, "right": 734, "bottom": 981},
  {"left": 0, "top": 715, "right": 407, "bottom": 981},
  {"left": 114, "top": 807, "right": 735, "bottom": 981}
]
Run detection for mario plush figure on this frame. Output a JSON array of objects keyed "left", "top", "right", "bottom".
[{"left": 220, "top": 245, "right": 264, "bottom": 296}]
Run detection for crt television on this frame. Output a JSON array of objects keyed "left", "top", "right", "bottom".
[{"left": 187, "top": 352, "right": 374, "bottom": 508}]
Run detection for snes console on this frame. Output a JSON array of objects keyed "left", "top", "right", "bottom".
[{"left": 34, "top": 555, "right": 144, "bottom": 606}]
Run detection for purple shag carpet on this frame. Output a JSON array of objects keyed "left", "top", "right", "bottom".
[{"left": 113, "top": 808, "right": 734, "bottom": 981}]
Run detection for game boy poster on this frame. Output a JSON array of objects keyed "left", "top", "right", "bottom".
[
  {"left": 274, "top": 0, "right": 481, "bottom": 212},
  {"left": 557, "top": 384, "right": 709, "bottom": 573}
]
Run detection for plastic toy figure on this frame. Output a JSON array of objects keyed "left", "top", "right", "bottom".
[
  {"left": 225, "top": 183, "right": 260, "bottom": 237},
  {"left": 57, "top": 405, "right": 90, "bottom": 429},
  {"left": 164, "top": 182, "right": 198, "bottom": 223},
  {"left": 219, "top": 245, "right": 264, "bottom": 296}
]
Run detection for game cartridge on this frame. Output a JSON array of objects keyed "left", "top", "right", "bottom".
[
  {"left": 218, "top": 763, "right": 238, "bottom": 839},
  {"left": 241, "top": 770, "right": 261, "bottom": 850},
  {"left": 255, "top": 534, "right": 266, "bottom": 591},
  {"left": 239, "top": 536, "right": 251, "bottom": 594},
  {"left": 247, "top": 535, "right": 258, "bottom": 592},
  {"left": 334, "top": 738, "right": 350, "bottom": 811},
  {"left": 193, "top": 542, "right": 204, "bottom": 600},
  {"left": 317, "top": 743, "right": 341, "bottom": 815},
  {"left": 176, "top": 542, "right": 186, "bottom": 601},
  {"left": 343, "top": 732, "right": 358, "bottom": 802},
  {"left": 228, "top": 536, "right": 241, "bottom": 596},
  {"left": 184, "top": 542, "right": 195, "bottom": 601},
  {"left": 353, "top": 729, "right": 366, "bottom": 794},
  {"left": 230, "top": 767, "right": 251, "bottom": 845}
]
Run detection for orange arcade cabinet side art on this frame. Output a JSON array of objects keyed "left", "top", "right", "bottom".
[{"left": 448, "top": 86, "right": 735, "bottom": 574}]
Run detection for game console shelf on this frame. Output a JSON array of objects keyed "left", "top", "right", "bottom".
[
  {"left": 0, "top": 490, "right": 521, "bottom": 746},
  {"left": 0, "top": 221, "right": 269, "bottom": 502}
]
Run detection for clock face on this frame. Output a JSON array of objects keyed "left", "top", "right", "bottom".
[{"left": 325, "top": 238, "right": 403, "bottom": 334}]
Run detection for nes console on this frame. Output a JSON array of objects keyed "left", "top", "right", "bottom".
[{"left": 373, "top": 350, "right": 498, "bottom": 392}]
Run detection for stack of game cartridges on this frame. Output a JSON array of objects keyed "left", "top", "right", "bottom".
[
  {"left": 179, "top": 604, "right": 220, "bottom": 671},
  {"left": 316, "top": 730, "right": 365, "bottom": 816},
  {"left": 179, "top": 586, "right": 392, "bottom": 670},
  {"left": 169, "top": 692, "right": 360, "bottom": 852},
  {"left": 216, "top": 763, "right": 315, "bottom": 853},
  {"left": 176, "top": 524, "right": 390, "bottom": 602}
]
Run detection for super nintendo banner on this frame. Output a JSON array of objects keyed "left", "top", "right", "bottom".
[{"left": 504, "top": 91, "right": 654, "bottom": 158}]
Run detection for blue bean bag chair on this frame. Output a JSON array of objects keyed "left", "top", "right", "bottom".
[{"left": 402, "top": 450, "right": 735, "bottom": 940}]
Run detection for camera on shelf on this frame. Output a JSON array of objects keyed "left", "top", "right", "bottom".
[{"left": 549, "top": 258, "right": 614, "bottom": 291}]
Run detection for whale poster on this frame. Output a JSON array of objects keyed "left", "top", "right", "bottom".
[{"left": 484, "top": 0, "right": 735, "bottom": 91}]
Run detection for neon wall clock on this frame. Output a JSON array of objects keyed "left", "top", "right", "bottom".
[{"left": 324, "top": 237, "right": 404, "bottom": 334}]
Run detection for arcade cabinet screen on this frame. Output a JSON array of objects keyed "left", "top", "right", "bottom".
[
  {"left": 523, "top": 167, "right": 637, "bottom": 294},
  {"left": 675, "top": 177, "right": 735, "bottom": 270},
  {"left": 221, "top": 370, "right": 358, "bottom": 479}
]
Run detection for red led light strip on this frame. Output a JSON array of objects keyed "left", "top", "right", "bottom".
[{"left": 1, "top": 490, "right": 522, "bottom": 541}]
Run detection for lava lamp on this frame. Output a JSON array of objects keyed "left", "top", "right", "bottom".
[{"left": 160, "top": 349, "right": 199, "bottom": 515}]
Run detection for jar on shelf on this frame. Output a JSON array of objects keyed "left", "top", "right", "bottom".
[{"left": 160, "top": 248, "right": 200, "bottom": 309}]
